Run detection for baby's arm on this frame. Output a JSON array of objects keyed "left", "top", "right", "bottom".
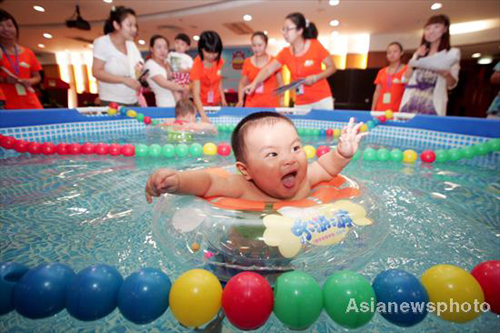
[
  {"left": 185, "top": 122, "right": 218, "bottom": 133},
  {"left": 145, "top": 168, "right": 244, "bottom": 203},
  {"left": 308, "top": 118, "right": 367, "bottom": 185}
]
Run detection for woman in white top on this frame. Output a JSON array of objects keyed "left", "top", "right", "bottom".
[
  {"left": 92, "top": 6, "right": 144, "bottom": 106},
  {"left": 400, "top": 14, "right": 460, "bottom": 116},
  {"left": 145, "top": 35, "right": 188, "bottom": 107}
]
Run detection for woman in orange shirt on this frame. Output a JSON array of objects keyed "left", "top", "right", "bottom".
[
  {"left": 236, "top": 31, "right": 282, "bottom": 108},
  {"left": 190, "top": 30, "right": 226, "bottom": 123},
  {"left": 245, "top": 12, "right": 336, "bottom": 110},
  {"left": 0, "top": 9, "right": 42, "bottom": 110},
  {"left": 371, "top": 42, "right": 407, "bottom": 112}
]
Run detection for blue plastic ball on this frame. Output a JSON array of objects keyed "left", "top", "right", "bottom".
[
  {"left": 319, "top": 129, "right": 327, "bottom": 136},
  {"left": 118, "top": 268, "right": 171, "bottom": 324},
  {"left": 0, "top": 262, "right": 29, "bottom": 315},
  {"left": 372, "top": 269, "right": 429, "bottom": 327},
  {"left": 13, "top": 263, "right": 75, "bottom": 319},
  {"left": 367, "top": 120, "right": 375, "bottom": 129},
  {"left": 66, "top": 264, "right": 123, "bottom": 321}
]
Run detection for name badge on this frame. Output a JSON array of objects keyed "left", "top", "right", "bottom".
[
  {"left": 15, "top": 83, "right": 27, "bottom": 96},
  {"left": 207, "top": 90, "right": 214, "bottom": 104},
  {"left": 304, "top": 60, "right": 314, "bottom": 67},
  {"left": 383, "top": 92, "right": 391, "bottom": 104}
]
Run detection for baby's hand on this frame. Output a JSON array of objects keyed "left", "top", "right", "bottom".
[
  {"left": 145, "top": 168, "right": 180, "bottom": 204},
  {"left": 337, "top": 117, "right": 368, "bottom": 158}
]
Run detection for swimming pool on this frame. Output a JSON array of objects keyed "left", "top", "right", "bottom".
[{"left": 1, "top": 107, "right": 499, "bottom": 332}]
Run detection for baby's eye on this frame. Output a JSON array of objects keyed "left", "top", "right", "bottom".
[
  {"left": 266, "top": 152, "right": 278, "bottom": 158},
  {"left": 293, "top": 145, "right": 301, "bottom": 152}
]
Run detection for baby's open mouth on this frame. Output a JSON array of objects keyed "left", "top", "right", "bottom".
[{"left": 281, "top": 171, "right": 298, "bottom": 189}]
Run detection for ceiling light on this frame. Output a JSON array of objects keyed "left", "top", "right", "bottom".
[
  {"left": 138, "top": 39, "right": 145, "bottom": 45},
  {"left": 471, "top": 53, "right": 481, "bottom": 58},
  {"left": 269, "top": 38, "right": 277, "bottom": 44},
  {"left": 103, "top": 0, "right": 113, "bottom": 3},
  {"left": 330, "top": 20, "right": 340, "bottom": 27},
  {"left": 243, "top": 14, "right": 252, "bottom": 22},
  {"left": 263, "top": 30, "right": 268, "bottom": 35},
  {"left": 43, "top": 33, "right": 53, "bottom": 39},
  {"left": 193, "top": 35, "right": 200, "bottom": 41},
  {"left": 450, "top": 19, "right": 497, "bottom": 35},
  {"left": 38, "top": 44, "right": 45, "bottom": 48},
  {"left": 329, "top": 0, "right": 340, "bottom": 6},
  {"left": 478, "top": 57, "right": 492, "bottom": 65},
  {"left": 431, "top": 3, "right": 442, "bottom": 11},
  {"left": 88, "top": 44, "right": 94, "bottom": 49},
  {"left": 33, "top": 5, "right": 45, "bottom": 12}
]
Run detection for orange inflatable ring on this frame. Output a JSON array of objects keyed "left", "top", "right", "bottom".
[{"left": 201, "top": 168, "right": 360, "bottom": 212}]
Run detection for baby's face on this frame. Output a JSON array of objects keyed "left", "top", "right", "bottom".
[
  {"left": 174, "top": 39, "right": 189, "bottom": 53},
  {"left": 242, "top": 121, "right": 307, "bottom": 199}
]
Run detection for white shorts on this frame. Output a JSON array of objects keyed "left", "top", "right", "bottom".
[{"left": 295, "top": 96, "right": 334, "bottom": 110}]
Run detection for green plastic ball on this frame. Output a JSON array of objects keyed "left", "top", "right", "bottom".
[
  {"left": 189, "top": 143, "right": 203, "bottom": 157},
  {"left": 376, "top": 148, "right": 390, "bottom": 161},
  {"left": 363, "top": 147, "right": 377, "bottom": 161},
  {"left": 390, "top": 149, "right": 403, "bottom": 162},
  {"left": 448, "top": 148, "right": 463, "bottom": 162},
  {"left": 147, "top": 144, "right": 162, "bottom": 158},
  {"left": 162, "top": 144, "right": 175, "bottom": 158},
  {"left": 435, "top": 149, "right": 449, "bottom": 163},
  {"left": 135, "top": 144, "right": 148, "bottom": 157},
  {"left": 175, "top": 144, "right": 189, "bottom": 157}
]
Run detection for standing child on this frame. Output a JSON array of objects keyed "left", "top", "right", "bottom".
[
  {"left": 371, "top": 42, "right": 407, "bottom": 112},
  {"left": 167, "top": 33, "right": 193, "bottom": 102}
]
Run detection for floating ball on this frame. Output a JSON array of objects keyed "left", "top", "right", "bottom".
[
  {"left": 474, "top": 143, "right": 489, "bottom": 156},
  {"left": 367, "top": 120, "right": 375, "bottom": 130},
  {"left": 67, "top": 143, "right": 82, "bottom": 155},
  {"left": 217, "top": 143, "right": 231, "bottom": 156},
  {"left": 126, "top": 110, "right": 137, "bottom": 118},
  {"left": 333, "top": 128, "right": 341, "bottom": 138},
  {"left": 109, "top": 102, "right": 118, "bottom": 109},
  {"left": 0, "top": 136, "right": 16, "bottom": 149},
  {"left": 152, "top": 119, "right": 159, "bottom": 126},
  {"left": 13, "top": 263, "right": 75, "bottom": 319},
  {"left": 136, "top": 113, "right": 145, "bottom": 122},
  {"left": 360, "top": 124, "right": 368, "bottom": 132},
  {"left": 143, "top": 116, "right": 152, "bottom": 125},
  {"left": 403, "top": 149, "right": 417, "bottom": 163},
  {"left": 118, "top": 268, "right": 171, "bottom": 325},
  {"left": 326, "top": 128, "right": 334, "bottom": 137},
  {"left": 14, "top": 140, "right": 28, "bottom": 153},
  {"left": 0, "top": 262, "right": 29, "bottom": 315},
  {"left": 376, "top": 148, "right": 390, "bottom": 162},
  {"left": 175, "top": 144, "right": 189, "bottom": 158},
  {"left": 169, "top": 269, "right": 222, "bottom": 328},
  {"left": 147, "top": 144, "right": 162, "bottom": 158},
  {"left": 40, "top": 142, "right": 56, "bottom": 155},
  {"left": 203, "top": 142, "right": 217, "bottom": 156},
  {"left": 135, "top": 144, "right": 148, "bottom": 157},
  {"left": 189, "top": 143, "right": 203, "bottom": 157},
  {"left": 319, "top": 129, "right": 326, "bottom": 136},
  {"left": 352, "top": 149, "right": 361, "bottom": 161},
  {"left": 363, "top": 147, "right": 377, "bottom": 161},
  {"left": 107, "top": 108, "right": 117, "bottom": 116},
  {"left": 385, "top": 110, "right": 393, "bottom": 120},
  {"left": 323, "top": 270, "right": 376, "bottom": 329},
  {"left": 27, "top": 142, "right": 42, "bottom": 155},
  {"left": 66, "top": 265, "right": 122, "bottom": 321},
  {"left": 121, "top": 144, "right": 135, "bottom": 157},
  {"left": 372, "top": 118, "right": 380, "bottom": 126},
  {"left": 108, "top": 143, "right": 121, "bottom": 156},
  {"left": 119, "top": 106, "right": 127, "bottom": 116},
  {"left": 94, "top": 143, "right": 108, "bottom": 155},
  {"left": 421, "top": 264, "right": 484, "bottom": 323},
  {"left": 80, "top": 143, "right": 95, "bottom": 155},
  {"left": 162, "top": 144, "right": 175, "bottom": 158},
  {"left": 471, "top": 260, "right": 500, "bottom": 314},
  {"left": 420, "top": 150, "right": 436, "bottom": 163},
  {"left": 372, "top": 269, "right": 428, "bottom": 327},
  {"left": 222, "top": 272, "right": 273, "bottom": 330},
  {"left": 379, "top": 116, "right": 387, "bottom": 123},
  {"left": 274, "top": 271, "right": 322, "bottom": 330},
  {"left": 485, "top": 138, "right": 500, "bottom": 152},
  {"left": 447, "top": 148, "right": 462, "bottom": 162},
  {"left": 297, "top": 128, "right": 305, "bottom": 136},
  {"left": 303, "top": 145, "right": 316, "bottom": 159},
  {"left": 435, "top": 149, "right": 449, "bottom": 163},
  {"left": 461, "top": 147, "right": 475, "bottom": 160},
  {"left": 390, "top": 148, "right": 403, "bottom": 162},
  {"left": 312, "top": 129, "right": 320, "bottom": 136},
  {"left": 316, "top": 145, "right": 330, "bottom": 158}
]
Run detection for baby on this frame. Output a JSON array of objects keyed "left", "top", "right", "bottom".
[
  {"left": 146, "top": 112, "right": 366, "bottom": 204},
  {"left": 166, "top": 33, "right": 193, "bottom": 102},
  {"left": 160, "top": 98, "right": 217, "bottom": 133}
]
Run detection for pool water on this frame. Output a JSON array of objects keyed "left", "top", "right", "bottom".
[{"left": 0, "top": 127, "right": 499, "bottom": 332}]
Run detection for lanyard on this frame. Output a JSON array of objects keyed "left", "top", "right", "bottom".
[
  {"left": 386, "top": 64, "right": 401, "bottom": 89},
  {"left": 0, "top": 44, "right": 20, "bottom": 75}
]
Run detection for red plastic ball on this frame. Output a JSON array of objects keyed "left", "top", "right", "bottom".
[
  {"left": 316, "top": 145, "right": 331, "bottom": 158},
  {"left": 14, "top": 140, "right": 29, "bottom": 153},
  {"left": 41, "top": 142, "right": 56, "bottom": 155},
  {"left": 420, "top": 150, "right": 436, "bottom": 163},
  {"left": 67, "top": 143, "right": 82, "bottom": 155},
  {"left": 143, "top": 116, "right": 152, "bottom": 125},
  {"left": 217, "top": 143, "right": 231, "bottom": 156},
  {"left": 94, "top": 143, "right": 109, "bottom": 155},
  {"left": 109, "top": 102, "right": 118, "bottom": 109},
  {"left": 326, "top": 129, "right": 334, "bottom": 137},
  {"left": 471, "top": 260, "right": 500, "bottom": 314},
  {"left": 1, "top": 136, "right": 16, "bottom": 149},
  {"left": 27, "top": 142, "right": 42, "bottom": 154},
  {"left": 81, "top": 143, "right": 96, "bottom": 155},
  {"left": 108, "top": 143, "right": 121, "bottom": 156},
  {"left": 378, "top": 116, "right": 387, "bottom": 123},
  {"left": 56, "top": 143, "right": 69, "bottom": 155},
  {"left": 222, "top": 272, "right": 274, "bottom": 330},
  {"left": 121, "top": 144, "right": 135, "bottom": 157}
]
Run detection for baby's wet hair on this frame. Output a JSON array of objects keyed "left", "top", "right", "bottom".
[
  {"left": 231, "top": 112, "right": 296, "bottom": 163},
  {"left": 175, "top": 99, "right": 197, "bottom": 118}
]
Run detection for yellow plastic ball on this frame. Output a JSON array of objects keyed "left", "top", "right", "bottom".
[
  {"left": 333, "top": 128, "right": 341, "bottom": 138},
  {"left": 421, "top": 264, "right": 485, "bottom": 323},
  {"left": 203, "top": 142, "right": 217, "bottom": 156},
  {"left": 126, "top": 110, "right": 137, "bottom": 118},
  {"left": 303, "top": 145, "right": 316, "bottom": 159},
  {"left": 169, "top": 269, "right": 222, "bottom": 328},
  {"left": 360, "top": 124, "right": 368, "bottom": 132},
  {"left": 403, "top": 149, "right": 418, "bottom": 163},
  {"left": 107, "top": 108, "right": 117, "bottom": 116},
  {"left": 385, "top": 109, "right": 393, "bottom": 120}
]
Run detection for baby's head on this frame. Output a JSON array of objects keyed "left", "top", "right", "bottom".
[
  {"left": 231, "top": 112, "right": 308, "bottom": 199},
  {"left": 174, "top": 99, "right": 197, "bottom": 123},
  {"left": 174, "top": 33, "right": 191, "bottom": 53}
]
